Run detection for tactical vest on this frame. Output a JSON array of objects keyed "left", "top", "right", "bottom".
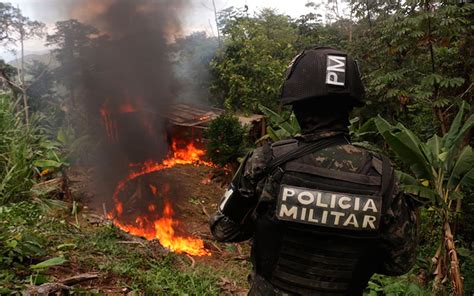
[{"left": 251, "top": 136, "right": 394, "bottom": 296}]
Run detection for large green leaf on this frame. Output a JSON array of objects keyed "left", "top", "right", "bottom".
[
  {"left": 33, "top": 159, "right": 63, "bottom": 169},
  {"left": 447, "top": 145, "right": 474, "bottom": 190},
  {"left": 259, "top": 104, "right": 300, "bottom": 136},
  {"left": 458, "top": 168, "right": 474, "bottom": 190},
  {"left": 266, "top": 127, "right": 280, "bottom": 141},
  {"left": 30, "top": 256, "right": 67, "bottom": 270},
  {"left": 401, "top": 184, "right": 438, "bottom": 200},
  {"left": 444, "top": 113, "right": 474, "bottom": 172},
  {"left": 426, "top": 135, "right": 442, "bottom": 165},
  {"left": 442, "top": 100, "right": 470, "bottom": 149},
  {"left": 396, "top": 171, "right": 417, "bottom": 185},
  {"left": 374, "top": 116, "right": 432, "bottom": 179},
  {"left": 449, "top": 114, "right": 474, "bottom": 149}
]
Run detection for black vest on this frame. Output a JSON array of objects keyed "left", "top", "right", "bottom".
[{"left": 251, "top": 137, "right": 394, "bottom": 296}]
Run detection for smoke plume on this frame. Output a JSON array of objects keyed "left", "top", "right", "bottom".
[{"left": 68, "top": 0, "right": 189, "bottom": 205}]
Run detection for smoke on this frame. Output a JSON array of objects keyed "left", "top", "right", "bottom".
[{"left": 67, "top": 0, "right": 189, "bottom": 205}]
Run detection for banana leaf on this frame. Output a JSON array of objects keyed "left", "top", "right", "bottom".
[
  {"left": 442, "top": 100, "right": 471, "bottom": 149},
  {"left": 375, "top": 116, "right": 432, "bottom": 179},
  {"left": 447, "top": 145, "right": 474, "bottom": 190}
]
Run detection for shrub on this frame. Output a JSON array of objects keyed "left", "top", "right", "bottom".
[
  {"left": 0, "top": 94, "right": 37, "bottom": 204},
  {"left": 0, "top": 93, "right": 64, "bottom": 204},
  {"left": 205, "top": 113, "right": 248, "bottom": 167}
]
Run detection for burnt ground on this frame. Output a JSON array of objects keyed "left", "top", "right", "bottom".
[
  {"left": 159, "top": 164, "right": 252, "bottom": 291},
  {"left": 47, "top": 164, "right": 252, "bottom": 295}
]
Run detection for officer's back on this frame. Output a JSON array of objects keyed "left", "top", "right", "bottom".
[{"left": 210, "top": 47, "right": 419, "bottom": 296}]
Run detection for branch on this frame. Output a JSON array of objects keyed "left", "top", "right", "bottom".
[
  {"left": 25, "top": 273, "right": 99, "bottom": 295},
  {"left": 0, "top": 68, "right": 23, "bottom": 93},
  {"left": 458, "top": 83, "right": 473, "bottom": 99},
  {"left": 61, "top": 273, "right": 99, "bottom": 286}
]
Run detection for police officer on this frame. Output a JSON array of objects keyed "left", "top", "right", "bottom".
[{"left": 210, "top": 47, "right": 419, "bottom": 296}]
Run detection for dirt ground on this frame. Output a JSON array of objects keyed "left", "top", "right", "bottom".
[{"left": 60, "top": 163, "right": 251, "bottom": 295}]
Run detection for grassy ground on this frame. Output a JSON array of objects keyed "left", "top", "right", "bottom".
[{"left": 0, "top": 199, "right": 250, "bottom": 295}]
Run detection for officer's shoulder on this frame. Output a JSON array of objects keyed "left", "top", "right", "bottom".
[
  {"left": 331, "top": 144, "right": 394, "bottom": 175},
  {"left": 245, "top": 144, "right": 273, "bottom": 170},
  {"left": 271, "top": 138, "right": 298, "bottom": 148},
  {"left": 350, "top": 146, "right": 394, "bottom": 175},
  {"left": 341, "top": 143, "right": 385, "bottom": 160},
  {"left": 270, "top": 138, "right": 298, "bottom": 158}
]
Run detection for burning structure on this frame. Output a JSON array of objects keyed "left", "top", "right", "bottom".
[
  {"left": 165, "top": 103, "right": 224, "bottom": 145},
  {"left": 165, "top": 103, "right": 266, "bottom": 145}
]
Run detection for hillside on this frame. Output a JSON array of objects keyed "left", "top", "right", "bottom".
[{"left": 8, "top": 52, "right": 58, "bottom": 69}]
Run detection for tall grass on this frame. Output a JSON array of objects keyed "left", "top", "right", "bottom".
[{"left": 0, "top": 92, "right": 39, "bottom": 204}]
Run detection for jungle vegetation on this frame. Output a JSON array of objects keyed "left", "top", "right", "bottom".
[{"left": 0, "top": 0, "right": 472, "bottom": 294}]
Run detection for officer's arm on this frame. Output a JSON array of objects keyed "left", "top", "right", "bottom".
[
  {"left": 209, "top": 147, "right": 267, "bottom": 243},
  {"left": 209, "top": 210, "right": 254, "bottom": 242},
  {"left": 378, "top": 182, "right": 420, "bottom": 276}
]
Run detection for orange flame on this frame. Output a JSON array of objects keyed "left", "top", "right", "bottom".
[
  {"left": 109, "top": 139, "right": 214, "bottom": 256},
  {"left": 119, "top": 102, "right": 136, "bottom": 113}
]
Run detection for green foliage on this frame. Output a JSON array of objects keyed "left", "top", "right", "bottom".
[
  {"left": 205, "top": 114, "right": 248, "bottom": 166},
  {"left": 258, "top": 104, "right": 300, "bottom": 141},
  {"left": 459, "top": 248, "right": 474, "bottom": 295},
  {"left": 375, "top": 100, "right": 472, "bottom": 293},
  {"left": 72, "top": 225, "right": 221, "bottom": 295},
  {"left": 374, "top": 100, "right": 473, "bottom": 204},
  {"left": 210, "top": 8, "right": 298, "bottom": 112},
  {"left": 30, "top": 256, "right": 66, "bottom": 270},
  {"left": 0, "top": 200, "right": 226, "bottom": 294},
  {"left": 0, "top": 94, "right": 36, "bottom": 203},
  {"left": 0, "top": 202, "right": 46, "bottom": 288},
  {"left": 0, "top": 93, "right": 66, "bottom": 204},
  {"left": 26, "top": 60, "right": 55, "bottom": 112},
  {"left": 211, "top": 2, "right": 472, "bottom": 140},
  {"left": 364, "top": 274, "right": 432, "bottom": 296},
  {"left": 349, "top": 1, "right": 473, "bottom": 137}
]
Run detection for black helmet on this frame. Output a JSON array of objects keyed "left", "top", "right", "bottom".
[{"left": 281, "top": 47, "right": 365, "bottom": 107}]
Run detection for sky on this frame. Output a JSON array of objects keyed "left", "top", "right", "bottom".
[{"left": 1, "top": 0, "right": 316, "bottom": 61}]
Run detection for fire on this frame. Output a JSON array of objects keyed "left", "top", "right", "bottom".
[
  {"left": 119, "top": 102, "right": 136, "bottom": 113},
  {"left": 108, "top": 139, "right": 214, "bottom": 256},
  {"left": 100, "top": 100, "right": 140, "bottom": 141}
]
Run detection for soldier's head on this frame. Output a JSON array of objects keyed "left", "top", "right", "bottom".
[{"left": 280, "top": 47, "right": 365, "bottom": 134}]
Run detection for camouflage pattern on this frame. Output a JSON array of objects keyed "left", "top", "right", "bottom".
[{"left": 210, "top": 131, "right": 419, "bottom": 291}]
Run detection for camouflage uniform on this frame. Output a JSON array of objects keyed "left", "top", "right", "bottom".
[{"left": 210, "top": 132, "right": 419, "bottom": 295}]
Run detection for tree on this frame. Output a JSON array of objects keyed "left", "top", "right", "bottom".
[
  {"left": 210, "top": 8, "right": 298, "bottom": 113},
  {"left": 0, "top": 59, "right": 19, "bottom": 94},
  {"left": 0, "top": 3, "right": 44, "bottom": 124},
  {"left": 172, "top": 32, "right": 218, "bottom": 104},
  {"left": 46, "top": 20, "right": 99, "bottom": 107},
  {"left": 0, "top": 3, "right": 19, "bottom": 44},
  {"left": 205, "top": 114, "right": 247, "bottom": 167},
  {"left": 26, "top": 60, "right": 55, "bottom": 112},
  {"left": 348, "top": 1, "right": 473, "bottom": 138}
]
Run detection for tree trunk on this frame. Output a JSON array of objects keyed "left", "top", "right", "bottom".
[
  {"left": 20, "top": 22, "right": 29, "bottom": 126},
  {"left": 444, "top": 221, "right": 464, "bottom": 296},
  {"left": 435, "top": 107, "right": 447, "bottom": 135},
  {"left": 211, "top": 0, "right": 221, "bottom": 50}
]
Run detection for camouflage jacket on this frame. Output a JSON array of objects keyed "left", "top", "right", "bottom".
[{"left": 210, "top": 132, "right": 419, "bottom": 276}]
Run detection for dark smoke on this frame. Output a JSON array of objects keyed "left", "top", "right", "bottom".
[{"left": 69, "top": 0, "right": 189, "bottom": 206}]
